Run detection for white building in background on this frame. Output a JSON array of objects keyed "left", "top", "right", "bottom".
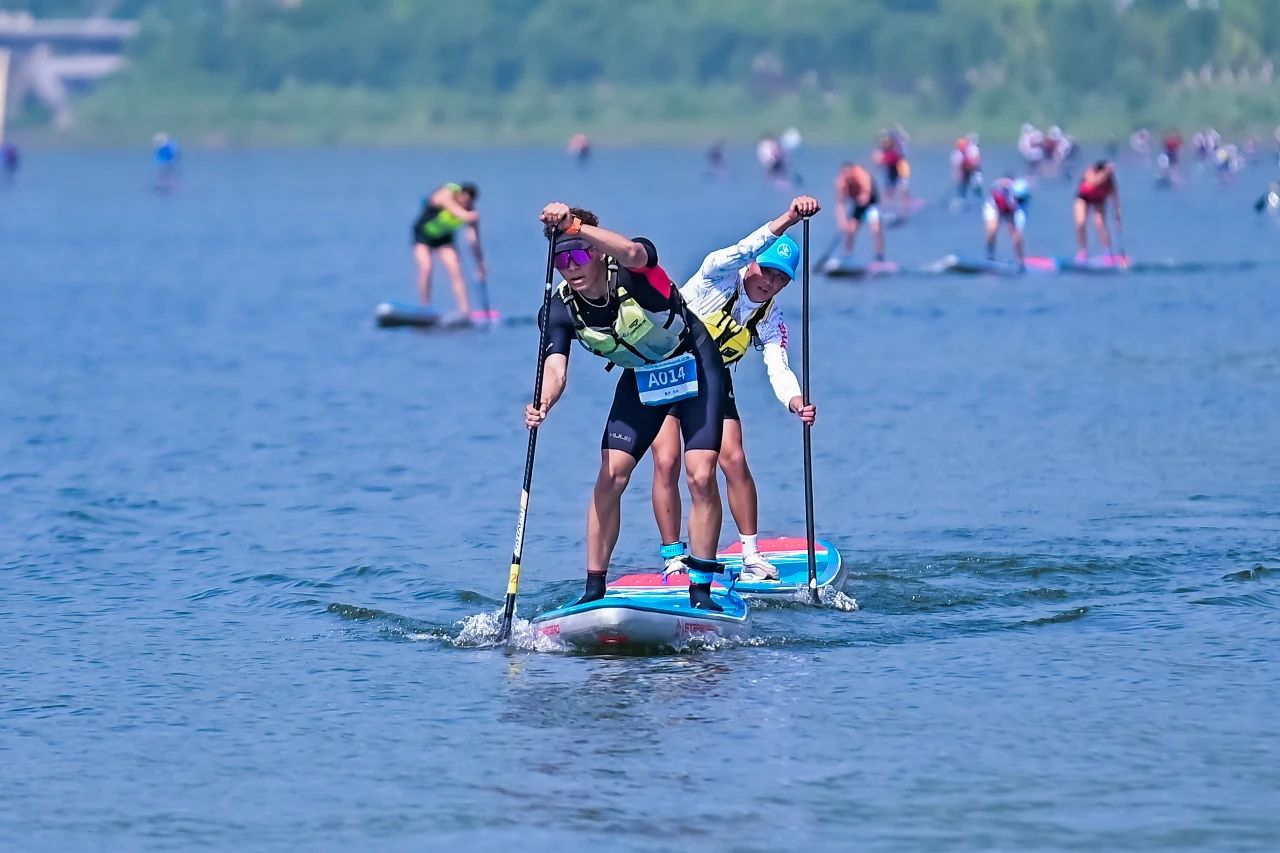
[{"left": 0, "top": 12, "right": 137, "bottom": 131}]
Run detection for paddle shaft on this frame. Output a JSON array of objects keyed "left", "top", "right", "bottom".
[
  {"left": 477, "top": 275, "right": 493, "bottom": 325},
  {"left": 497, "top": 238, "right": 556, "bottom": 642},
  {"left": 0, "top": 49, "right": 9, "bottom": 144},
  {"left": 802, "top": 217, "right": 818, "bottom": 604},
  {"left": 816, "top": 232, "right": 841, "bottom": 269}
]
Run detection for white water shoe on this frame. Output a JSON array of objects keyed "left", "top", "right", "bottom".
[{"left": 739, "top": 552, "right": 779, "bottom": 581}]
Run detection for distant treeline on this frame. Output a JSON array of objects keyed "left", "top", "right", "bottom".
[{"left": 8, "top": 0, "right": 1280, "bottom": 141}]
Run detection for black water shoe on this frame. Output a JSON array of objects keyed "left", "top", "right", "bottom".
[{"left": 572, "top": 572, "right": 607, "bottom": 606}]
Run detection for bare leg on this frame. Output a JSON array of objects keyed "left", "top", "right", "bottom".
[
  {"left": 587, "top": 450, "right": 638, "bottom": 574},
  {"left": 649, "top": 415, "right": 684, "bottom": 546},
  {"left": 414, "top": 244, "right": 434, "bottom": 305},
  {"left": 435, "top": 245, "right": 471, "bottom": 315},
  {"left": 1011, "top": 224, "right": 1025, "bottom": 264},
  {"left": 1073, "top": 199, "right": 1088, "bottom": 256},
  {"left": 842, "top": 220, "right": 860, "bottom": 255},
  {"left": 872, "top": 219, "right": 886, "bottom": 260},
  {"left": 717, "top": 420, "right": 757, "bottom": 536},
  {"left": 684, "top": 448, "right": 722, "bottom": 560},
  {"left": 1093, "top": 208, "right": 1112, "bottom": 255},
  {"left": 984, "top": 218, "right": 999, "bottom": 258}
]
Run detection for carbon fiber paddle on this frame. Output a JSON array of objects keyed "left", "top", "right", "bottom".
[
  {"left": 802, "top": 217, "right": 819, "bottom": 604},
  {"left": 497, "top": 236, "right": 556, "bottom": 642}
]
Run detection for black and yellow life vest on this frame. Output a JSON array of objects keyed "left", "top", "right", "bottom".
[
  {"left": 698, "top": 289, "right": 773, "bottom": 366},
  {"left": 557, "top": 259, "right": 689, "bottom": 369},
  {"left": 415, "top": 183, "right": 467, "bottom": 241}
]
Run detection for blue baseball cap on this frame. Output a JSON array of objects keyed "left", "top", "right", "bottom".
[{"left": 756, "top": 235, "right": 801, "bottom": 280}]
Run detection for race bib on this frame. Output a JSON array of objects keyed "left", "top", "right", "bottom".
[{"left": 635, "top": 353, "right": 698, "bottom": 406}]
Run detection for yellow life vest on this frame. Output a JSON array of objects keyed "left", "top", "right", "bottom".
[
  {"left": 698, "top": 289, "right": 773, "bottom": 366},
  {"left": 557, "top": 259, "right": 689, "bottom": 369}
]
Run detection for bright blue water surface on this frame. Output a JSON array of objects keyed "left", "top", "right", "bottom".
[{"left": 3, "top": 146, "right": 1279, "bottom": 851}]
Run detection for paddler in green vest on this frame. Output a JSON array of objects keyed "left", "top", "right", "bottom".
[
  {"left": 651, "top": 196, "right": 820, "bottom": 580},
  {"left": 411, "top": 182, "right": 486, "bottom": 317},
  {"left": 525, "top": 202, "right": 732, "bottom": 611}
]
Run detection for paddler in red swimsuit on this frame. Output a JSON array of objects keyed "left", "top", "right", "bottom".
[{"left": 1074, "top": 160, "right": 1124, "bottom": 262}]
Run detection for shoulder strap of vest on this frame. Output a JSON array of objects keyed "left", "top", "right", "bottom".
[
  {"left": 722, "top": 288, "right": 740, "bottom": 316},
  {"left": 606, "top": 255, "right": 620, "bottom": 296},
  {"left": 556, "top": 280, "right": 588, "bottom": 332},
  {"left": 744, "top": 298, "right": 774, "bottom": 349},
  {"left": 745, "top": 297, "right": 773, "bottom": 332},
  {"left": 617, "top": 259, "right": 686, "bottom": 337},
  {"left": 706, "top": 286, "right": 745, "bottom": 345}
]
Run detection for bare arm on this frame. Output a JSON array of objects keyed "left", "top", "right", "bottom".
[
  {"left": 524, "top": 354, "right": 568, "bottom": 429},
  {"left": 576, "top": 223, "right": 649, "bottom": 268},
  {"left": 540, "top": 202, "right": 649, "bottom": 268},
  {"left": 467, "top": 222, "right": 485, "bottom": 273},
  {"left": 834, "top": 179, "right": 850, "bottom": 226},
  {"left": 431, "top": 187, "right": 479, "bottom": 224},
  {"left": 768, "top": 195, "right": 820, "bottom": 236}
]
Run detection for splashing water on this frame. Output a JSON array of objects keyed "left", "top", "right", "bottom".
[
  {"left": 450, "top": 610, "right": 568, "bottom": 653},
  {"left": 821, "top": 587, "right": 859, "bottom": 611},
  {"left": 780, "top": 586, "right": 859, "bottom": 611}
]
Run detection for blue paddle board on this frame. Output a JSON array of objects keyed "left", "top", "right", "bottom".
[
  {"left": 1054, "top": 255, "right": 1130, "bottom": 275},
  {"left": 533, "top": 574, "right": 749, "bottom": 651},
  {"left": 821, "top": 258, "right": 902, "bottom": 279},
  {"left": 375, "top": 301, "right": 499, "bottom": 329},
  {"left": 714, "top": 536, "right": 846, "bottom": 596},
  {"left": 943, "top": 255, "right": 1025, "bottom": 276}
]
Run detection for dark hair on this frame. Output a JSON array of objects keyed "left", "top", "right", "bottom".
[
  {"left": 1093, "top": 160, "right": 1109, "bottom": 171},
  {"left": 543, "top": 206, "right": 599, "bottom": 239},
  {"left": 459, "top": 182, "right": 479, "bottom": 200}
]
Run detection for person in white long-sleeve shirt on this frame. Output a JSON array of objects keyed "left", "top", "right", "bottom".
[{"left": 650, "top": 196, "right": 820, "bottom": 581}]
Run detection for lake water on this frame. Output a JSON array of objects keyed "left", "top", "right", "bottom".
[{"left": 2, "top": 146, "right": 1279, "bottom": 851}]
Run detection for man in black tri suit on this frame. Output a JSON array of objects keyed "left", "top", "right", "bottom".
[{"left": 525, "top": 202, "right": 728, "bottom": 610}]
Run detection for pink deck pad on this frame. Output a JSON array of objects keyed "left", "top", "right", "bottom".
[
  {"left": 867, "top": 261, "right": 901, "bottom": 275},
  {"left": 1071, "top": 254, "right": 1129, "bottom": 268},
  {"left": 718, "top": 537, "right": 827, "bottom": 556},
  {"left": 610, "top": 573, "right": 727, "bottom": 589}
]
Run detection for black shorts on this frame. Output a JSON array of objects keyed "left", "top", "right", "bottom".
[
  {"left": 602, "top": 322, "right": 726, "bottom": 460},
  {"left": 666, "top": 365, "right": 740, "bottom": 426},
  {"left": 884, "top": 162, "right": 902, "bottom": 186},
  {"left": 413, "top": 231, "right": 455, "bottom": 250},
  {"left": 848, "top": 191, "right": 880, "bottom": 222},
  {"left": 721, "top": 370, "right": 740, "bottom": 421}
]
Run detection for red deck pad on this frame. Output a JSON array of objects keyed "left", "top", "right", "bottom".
[{"left": 718, "top": 537, "right": 827, "bottom": 556}]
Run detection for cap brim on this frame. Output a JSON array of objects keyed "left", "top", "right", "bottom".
[
  {"left": 756, "top": 260, "right": 795, "bottom": 280},
  {"left": 553, "top": 235, "right": 590, "bottom": 253}
]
